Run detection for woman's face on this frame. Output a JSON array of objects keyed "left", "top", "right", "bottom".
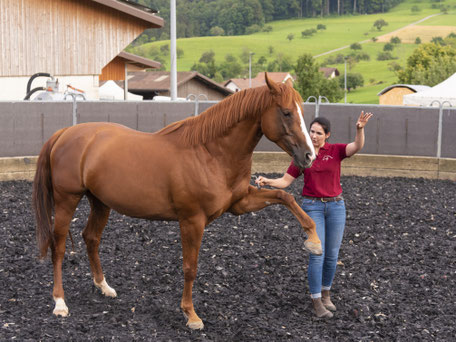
[{"left": 310, "top": 123, "right": 330, "bottom": 148}]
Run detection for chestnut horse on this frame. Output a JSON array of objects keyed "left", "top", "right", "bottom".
[{"left": 33, "top": 74, "right": 321, "bottom": 330}]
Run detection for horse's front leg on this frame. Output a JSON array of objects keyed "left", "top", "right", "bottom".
[
  {"left": 229, "top": 185, "right": 322, "bottom": 255},
  {"left": 178, "top": 215, "right": 206, "bottom": 330}
]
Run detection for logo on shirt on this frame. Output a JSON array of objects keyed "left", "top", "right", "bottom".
[{"left": 322, "top": 155, "right": 334, "bottom": 161}]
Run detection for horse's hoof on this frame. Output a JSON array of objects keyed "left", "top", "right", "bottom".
[
  {"left": 95, "top": 278, "right": 117, "bottom": 298},
  {"left": 53, "top": 298, "right": 69, "bottom": 317},
  {"left": 187, "top": 320, "right": 204, "bottom": 330},
  {"left": 304, "top": 240, "right": 322, "bottom": 255}
]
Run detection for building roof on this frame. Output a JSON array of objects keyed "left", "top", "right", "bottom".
[
  {"left": 224, "top": 72, "right": 293, "bottom": 91},
  {"left": 377, "top": 84, "right": 431, "bottom": 96},
  {"left": 319, "top": 67, "right": 340, "bottom": 78},
  {"left": 254, "top": 72, "right": 293, "bottom": 83},
  {"left": 128, "top": 71, "right": 234, "bottom": 96},
  {"left": 224, "top": 78, "right": 264, "bottom": 89},
  {"left": 117, "top": 52, "right": 161, "bottom": 69},
  {"left": 91, "top": 0, "right": 163, "bottom": 27}
]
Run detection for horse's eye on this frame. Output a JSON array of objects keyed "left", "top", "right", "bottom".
[{"left": 283, "top": 110, "right": 291, "bottom": 117}]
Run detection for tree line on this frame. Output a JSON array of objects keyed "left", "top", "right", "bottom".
[{"left": 132, "top": 0, "right": 404, "bottom": 43}]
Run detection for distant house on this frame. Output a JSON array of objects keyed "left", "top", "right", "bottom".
[
  {"left": 0, "top": 0, "right": 163, "bottom": 100},
  {"left": 127, "top": 71, "right": 234, "bottom": 100},
  {"left": 319, "top": 67, "right": 340, "bottom": 79},
  {"left": 377, "top": 84, "right": 431, "bottom": 105},
  {"left": 224, "top": 72, "right": 294, "bottom": 92}
]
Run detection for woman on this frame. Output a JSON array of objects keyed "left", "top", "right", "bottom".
[{"left": 255, "top": 111, "right": 373, "bottom": 318}]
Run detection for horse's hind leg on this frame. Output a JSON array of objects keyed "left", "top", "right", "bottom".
[
  {"left": 82, "top": 193, "right": 116, "bottom": 297},
  {"left": 52, "top": 193, "right": 82, "bottom": 317}
]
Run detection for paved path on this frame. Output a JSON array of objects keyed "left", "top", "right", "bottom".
[{"left": 313, "top": 13, "right": 442, "bottom": 58}]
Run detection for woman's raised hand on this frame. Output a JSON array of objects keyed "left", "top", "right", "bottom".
[{"left": 356, "top": 111, "right": 373, "bottom": 129}]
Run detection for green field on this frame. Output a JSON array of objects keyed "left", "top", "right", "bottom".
[{"left": 129, "top": 0, "right": 456, "bottom": 104}]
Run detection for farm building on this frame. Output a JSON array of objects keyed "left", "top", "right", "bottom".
[
  {"left": 224, "top": 72, "right": 294, "bottom": 92},
  {"left": 319, "top": 67, "right": 340, "bottom": 79},
  {"left": 127, "top": 71, "right": 233, "bottom": 100},
  {"left": 0, "top": 0, "right": 164, "bottom": 100},
  {"left": 377, "top": 84, "right": 431, "bottom": 105}
]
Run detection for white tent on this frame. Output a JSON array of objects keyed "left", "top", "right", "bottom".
[
  {"left": 99, "top": 80, "right": 143, "bottom": 101},
  {"left": 403, "top": 73, "right": 456, "bottom": 107}
]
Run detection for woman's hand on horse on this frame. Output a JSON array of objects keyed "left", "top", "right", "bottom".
[
  {"left": 255, "top": 176, "right": 269, "bottom": 187},
  {"left": 356, "top": 111, "right": 373, "bottom": 129}
]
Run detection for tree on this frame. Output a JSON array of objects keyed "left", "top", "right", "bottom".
[
  {"left": 390, "top": 36, "right": 401, "bottom": 44},
  {"left": 415, "top": 37, "right": 422, "bottom": 44},
  {"left": 350, "top": 42, "right": 362, "bottom": 50},
  {"left": 287, "top": 33, "right": 295, "bottom": 42},
  {"left": 383, "top": 43, "right": 394, "bottom": 51},
  {"left": 397, "top": 43, "right": 456, "bottom": 86},
  {"left": 294, "top": 53, "right": 343, "bottom": 102},
  {"left": 338, "top": 73, "right": 364, "bottom": 91},
  {"left": 209, "top": 26, "right": 225, "bottom": 36},
  {"left": 373, "top": 19, "right": 388, "bottom": 31}
]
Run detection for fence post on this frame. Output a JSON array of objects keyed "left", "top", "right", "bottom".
[
  {"left": 186, "top": 94, "right": 209, "bottom": 116},
  {"left": 305, "top": 96, "right": 317, "bottom": 117},
  {"left": 431, "top": 100, "right": 452, "bottom": 158},
  {"left": 64, "top": 93, "right": 86, "bottom": 125}
]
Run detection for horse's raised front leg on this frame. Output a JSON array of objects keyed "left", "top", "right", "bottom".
[
  {"left": 51, "top": 193, "right": 82, "bottom": 317},
  {"left": 83, "top": 194, "right": 116, "bottom": 298},
  {"left": 179, "top": 215, "right": 206, "bottom": 330},
  {"left": 229, "top": 185, "right": 322, "bottom": 255}
]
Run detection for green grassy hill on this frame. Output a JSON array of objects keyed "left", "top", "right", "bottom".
[{"left": 129, "top": 0, "right": 456, "bottom": 104}]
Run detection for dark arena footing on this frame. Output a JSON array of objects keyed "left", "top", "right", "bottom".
[{"left": 1, "top": 175, "right": 455, "bottom": 341}]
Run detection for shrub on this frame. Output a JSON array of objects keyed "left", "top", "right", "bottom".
[
  {"left": 431, "top": 36, "right": 444, "bottom": 45},
  {"left": 317, "top": 24, "right": 326, "bottom": 30},
  {"left": 411, "top": 5, "right": 421, "bottom": 13},
  {"left": 209, "top": 26, "right": 225, "bottom": 36},
  {"left": 245, "top": 24, "right": 261, "bottom": 35},
  {"left": 388, "top": 62, "right": 402, "bottom": 72},
  {"left": 377, "top": 52, "right": 396, "bottom": 61},
  {"left": 390, "top": 36, "right": 401, "bottom": 44},
  {"left": 415, "top": 37, "right": 422, "bottom": 44},
  {"left": 350, "top": 42, "right": 362, "bottom": 50},
  {"left": 383, "top": 43, "right": 394, "bottom": 51}
]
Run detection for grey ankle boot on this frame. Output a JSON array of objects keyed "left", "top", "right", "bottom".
[
  {"left": 312, "top": 298, "right": 333, "bottom": 318},
  {"left": 321, "top": 290, "right": 336, "bottom": 311}
]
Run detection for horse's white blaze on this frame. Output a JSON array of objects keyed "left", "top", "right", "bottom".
[
  {"left": 53, "top": 297, "right": 69, "bottom": 317},
  {"left": 295, "top": 101, "right": 316, "bottom": 160},
  {"left": 94, "top": 277, "right": 117, "bottom": 297}
]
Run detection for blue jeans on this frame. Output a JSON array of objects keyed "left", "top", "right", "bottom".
[{"left": 301, "top": 198, "right": 346, "bottom": 297}]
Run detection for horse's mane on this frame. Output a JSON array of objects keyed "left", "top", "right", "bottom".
[{"left": 157, "top": 83, "right": 301, "bottom": 146}]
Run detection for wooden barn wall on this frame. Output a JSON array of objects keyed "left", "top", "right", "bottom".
[
  {"left": 379, "top": 88, "right": 414, "bottom": 105},
  {"left": 178, "top": 79, "right": 227, "bottom": 101},
  {"left": 0, "top": 0, "right": 149, "bottom": 76},
  {"left": 100, "top": 57, "right": 125, "bottom": 81}
]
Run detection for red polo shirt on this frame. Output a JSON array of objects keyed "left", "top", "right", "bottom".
[{"left": 287, "top": 143, "right": 348, "bottom": 197}]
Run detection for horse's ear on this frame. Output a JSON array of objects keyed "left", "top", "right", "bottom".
[
  {"left": 284, "top": 77, "right": 293, "bottom": 88},
  {"left": 265, "top": 72, "right": 280, "bottom": 95}
]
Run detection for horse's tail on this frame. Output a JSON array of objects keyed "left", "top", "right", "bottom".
[{"left": 32, "top": 128, "right": 68, "bottom": 259}]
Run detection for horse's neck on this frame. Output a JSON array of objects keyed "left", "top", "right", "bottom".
[{"left": 209, "top": 117, "right": 262, "bottom": 161}]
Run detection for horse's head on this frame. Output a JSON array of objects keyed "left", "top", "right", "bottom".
[{"left": 261, "top": 73, "right": 316, "bottom": 169}]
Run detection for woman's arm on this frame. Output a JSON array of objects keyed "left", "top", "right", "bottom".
[
  {"left": 255, "top": 173, "right": 296, "bottom": 189},
  {"left": 346, "top": 111, "right": 373, "bottom": 157}
]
